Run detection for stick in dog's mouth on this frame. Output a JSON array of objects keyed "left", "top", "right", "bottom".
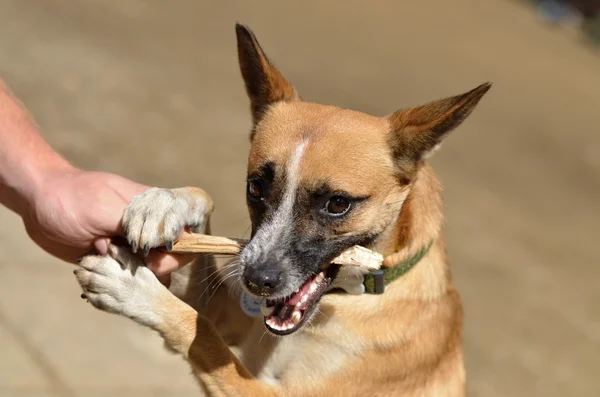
[
  {"left": 165, "top": 233, "right": 383, "bottom": 334},
  {"left": 168, "top": 233, "right": 383, "bottom": 270}
]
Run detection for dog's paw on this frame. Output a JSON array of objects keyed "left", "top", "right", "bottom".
[
  {"left": 74, "top": 245, "right": 167, "bottom": 327},
  {"left": 122, "top": 187, "right": 213, "bottom": 255}
]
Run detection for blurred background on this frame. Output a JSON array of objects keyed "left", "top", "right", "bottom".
[{"left": 0, "top": 1, "right": 598, "bottom": 396}]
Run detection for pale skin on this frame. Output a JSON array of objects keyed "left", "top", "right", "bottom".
[{"left": 0, "top": 79, "right": 192, "bottom": 274}]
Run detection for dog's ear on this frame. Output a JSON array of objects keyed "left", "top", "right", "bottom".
[
  {"left": 236, "top": 24, "right": 299, "bottom": 130},
  {"left": 387, "top": 82, "right": 491, "bottom": 176}
]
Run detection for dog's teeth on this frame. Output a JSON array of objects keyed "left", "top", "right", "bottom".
[
  {"left": 300, "top": 294, "right": 308, "bottom": 304},
  {"left": 292, "top": 310, "right": 302, "bottom": 325},
  {"left": 315, "top": 272, "right": 325, "bottom": 283},
  {"left": 266, "top": 317, "right": 290, "bottom": 332}
]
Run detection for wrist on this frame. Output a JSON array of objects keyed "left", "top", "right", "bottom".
[
  {"left": 0, "top": 80, "right": 75, "bottom": 218},
  {"left": 0, "top": 151, "right": 74, "bottom": 219}
]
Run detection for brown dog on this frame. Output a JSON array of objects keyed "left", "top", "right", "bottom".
[{"left": 75, "top": 24, "right": 490, "bottom": 396}]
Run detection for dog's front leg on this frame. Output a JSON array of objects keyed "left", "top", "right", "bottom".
[{"left": 75, "top": 245, "right": 279, "bottom": 397}]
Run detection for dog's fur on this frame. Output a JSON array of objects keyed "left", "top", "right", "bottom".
[{"left": 74, "top": 24, "right": 490, "bottom": 396}]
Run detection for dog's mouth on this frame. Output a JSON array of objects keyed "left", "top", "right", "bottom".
[{"left": 260, "top": 264, "right": 340, "bottom": 336}]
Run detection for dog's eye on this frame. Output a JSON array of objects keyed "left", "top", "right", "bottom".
[
  {"left": 324, "top": 196, "right": 351, "bottom": 216},
  {"left": 247, "top": 180, "right": 264, "bottom": 202}
]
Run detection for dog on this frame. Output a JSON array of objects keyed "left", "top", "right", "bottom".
[{"left": 74, "top": 24, "right": 490, "bottom": 396}]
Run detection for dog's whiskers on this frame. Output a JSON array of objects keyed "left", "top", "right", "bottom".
[
  {"left": 196, "top": 261, "right": 241, "bottom": 302},
  {"left": 258, "top": 329, "right": 270, "bottom": 344},
  {"left": 227, "top": 274, "right": 243, "bottom": 298},
  {"left": 242, "top": 225, "right": 252, "bottom": 239},
  {"left": 207, "top": 269, "right": 241, "bottom": 304},
  {"left": 196, "top": 261, "right": 239, "bottom": 285},
  {"left": 198, "top": 270, "right": 233, "bottom": 302}
]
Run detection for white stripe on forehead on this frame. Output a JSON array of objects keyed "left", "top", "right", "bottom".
[{"left": 251, "top": 140, "right": 307, "bottom": 253}]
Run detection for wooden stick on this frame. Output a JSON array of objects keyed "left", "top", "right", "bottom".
[
  {"left": 169, "top": 233, "right": 247, "bottom": 255},
  {"left": 168, "top": 232, "right": 383, "bottom": 270}
]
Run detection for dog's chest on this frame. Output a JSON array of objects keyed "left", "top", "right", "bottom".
[{"left": 230, "top": 319, "right": 356, "bottom": 387}]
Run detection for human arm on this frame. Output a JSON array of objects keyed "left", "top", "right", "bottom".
[{"left": 0, "top": 79, "right": 192, "bottom": 273}]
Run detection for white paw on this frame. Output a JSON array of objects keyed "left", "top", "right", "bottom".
[
  {"left": 122, "top": 187, "right": 211, "bottom": 255},
  {"left": 74, "top": 245, "right": 167, "bottom": 327}
]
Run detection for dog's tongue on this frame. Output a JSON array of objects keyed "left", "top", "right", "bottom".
[
  {"left": 275, "top": 304, "right": 293, "bottom": 320},
  {"left": 286, "top": 274, "right": 317, "bottom": 306}
]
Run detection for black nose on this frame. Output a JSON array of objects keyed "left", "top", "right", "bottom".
[{"left": 243, "top": 266, "right": 282, "bottom": 297}]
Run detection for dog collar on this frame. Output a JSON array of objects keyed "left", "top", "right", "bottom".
[{"left": 363, "top": 242, "right": 433, "bottom": 294}]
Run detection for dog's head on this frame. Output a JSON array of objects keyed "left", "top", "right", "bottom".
[{"left": 236, "top": 24, "right": 490, "bottom": 335}]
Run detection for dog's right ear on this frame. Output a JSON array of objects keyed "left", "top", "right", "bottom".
[
  {"left": 387, "top": 83, "right": 491, "bottom": 180},
  {"left": 236, "top": 24, "right": 299, "bottom": 131}
]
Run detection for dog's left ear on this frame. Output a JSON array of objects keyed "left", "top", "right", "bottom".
[
  {"left": 388, "top": 82, "right": 491, "bottom": 170},
  {"left": 236, "top": 24, "right": 299, "bottom": 130}
]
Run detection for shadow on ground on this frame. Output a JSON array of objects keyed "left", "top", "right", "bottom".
[{"left": 0, "top": 1, "right": 598, "bottom": 396}]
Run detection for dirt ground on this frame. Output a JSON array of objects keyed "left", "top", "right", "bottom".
[{"left": 0, "top": 1, "right": 598, "bottom": 396}]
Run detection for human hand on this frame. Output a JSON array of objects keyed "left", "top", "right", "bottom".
[
  {"left": 0, "top": 80, "right": 194, "bottom": 275},
  {"left": 22, "top": 166, "right": 196, "bottom": 274}
]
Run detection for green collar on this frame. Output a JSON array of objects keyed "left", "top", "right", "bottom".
[{"left": 363, "top": 242, "right": 433, "bottom": 294}]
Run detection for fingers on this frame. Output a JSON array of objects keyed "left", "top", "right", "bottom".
[
  {"left": 156, "top": 273, "right": 172, "bottom": 288},
  {"left": 93, "top": 237, "right": 110, "bottom": 255},
  {"left": 143, "top": 251, "right": 197, "bottom": 276},
  {"left": 87, "top": 240, "right": 195, "bottom": 277}
]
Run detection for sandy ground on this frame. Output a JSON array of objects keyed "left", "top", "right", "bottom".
[{"left": 0, "top": 1, "right": 598, "bottom": 396}]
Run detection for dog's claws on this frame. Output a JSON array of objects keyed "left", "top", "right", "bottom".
[
  {"left": 131, "top": 242, "right": 138, "bottom": 254},
  {"left": 80, "top": 293, "right": 86, "bottom": 300},
  {"left": 76, "top": 257, "right": 83, "bottom": 263},
  {"left": 143, "top": 244, "right": 150, "bottom": 257},
  {"left": 166, "top": 240, "right": 173, "bottom": 251}
]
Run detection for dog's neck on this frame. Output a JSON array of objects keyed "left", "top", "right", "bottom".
[
  {"left": 374, "top": 163, "right": 450, "bottom": 298},
  {"left": 378, "top": 163, "right": 443, "bottom": 262}
]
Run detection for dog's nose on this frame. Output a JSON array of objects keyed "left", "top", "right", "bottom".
[{"left": 243, "top": 266, "right": 282, "bottom": 297}]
